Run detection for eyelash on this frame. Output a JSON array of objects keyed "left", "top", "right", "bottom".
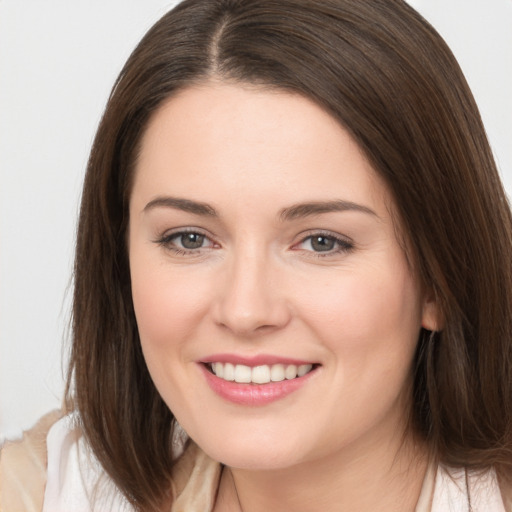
[
  {"left": 154, "top": 229, "right": 354, "bottom": 257},
  {"left": 293, "top": 231, "right": 354, "bottom": 258},
  {"left": 154, "top": 228, "right": 216, "bottom": 256}
]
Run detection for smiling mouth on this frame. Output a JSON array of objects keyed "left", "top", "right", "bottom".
[{"left": 206, "top": 362, "right": 317, "bottom": 384}]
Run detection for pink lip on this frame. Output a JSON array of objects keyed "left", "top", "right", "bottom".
[
  {"left": 200, "top": 353, "right": 314, "bottom": 367},
  {"left": 198, "top": 361, "right": 318, "bottom": 407}
]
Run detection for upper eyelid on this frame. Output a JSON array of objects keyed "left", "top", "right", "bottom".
[
  {"left": 157, "top": 226, "right": 212, "bottom": 240},
  {"left": 294, "top": 229, "right": 353, "bottom": 244}
]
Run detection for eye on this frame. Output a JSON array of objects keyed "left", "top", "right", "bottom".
[
  {"left": 296, "top": 232, "right": 353, "bottom": 255},
  {"left": 307, "top": 235, "right": 337, "bottom": 252},
  {"left": 175, "top": 232, "right": 207, "bottom": 250},
  {"left": 155, "top": 229, "right": 216, "bottom": 254}
]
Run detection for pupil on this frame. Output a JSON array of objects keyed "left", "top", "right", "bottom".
[
  {"left": 181, "top": 233, "right": 204, "bottom": 249},
  {"left": 311, "top": 236, "right": 334, "bottom": 252}
]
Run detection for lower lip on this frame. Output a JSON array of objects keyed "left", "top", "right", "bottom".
[{"left": 199, "top": 364, "right": 317, "bottom": 406}]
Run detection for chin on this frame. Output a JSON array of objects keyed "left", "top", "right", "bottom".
[
  {"left": 190, "top": 428, "right": 308, "bottom": 471},
  {"left": 212, "top": 447, "right": 302, "bottom": 471}
]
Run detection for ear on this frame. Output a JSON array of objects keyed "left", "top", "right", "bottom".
[{"left": 421, "top": 294, "right": 443, "bottom": 332}]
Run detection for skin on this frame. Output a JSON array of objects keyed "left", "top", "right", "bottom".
[{"left": 128, "top": 82, "right": 439, "bottom": 511}]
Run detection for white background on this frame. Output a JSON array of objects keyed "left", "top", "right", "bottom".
[{"left": 1, "top": 0, "right": 511, "bottom": 442}]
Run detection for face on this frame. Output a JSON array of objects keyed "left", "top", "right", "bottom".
[{"left": 129, "top": 83, "right": 435, "bottom": 471}]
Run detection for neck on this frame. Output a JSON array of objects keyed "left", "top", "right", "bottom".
[{"left": 215, "top": 428, "right": 429, "bottom": 512}]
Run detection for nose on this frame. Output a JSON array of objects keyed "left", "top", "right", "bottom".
[{"left": 212, "top": 248, "right": 291, "bottom": 337}]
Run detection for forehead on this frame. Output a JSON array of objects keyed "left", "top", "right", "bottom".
[{"left": 132, "top": 82, "right": 391, "bottom": 219}]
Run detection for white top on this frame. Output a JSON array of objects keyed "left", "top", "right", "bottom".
[
  {"left": 42, "top": 415, "right": 507, "bottom": 512},
  {"left": 42, "top": 414, "right": 132, "bottom": 512}
]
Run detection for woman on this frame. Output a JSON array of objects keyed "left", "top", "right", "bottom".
[{"left": 2, "top": 0, "right": 512, "bottom": 510}]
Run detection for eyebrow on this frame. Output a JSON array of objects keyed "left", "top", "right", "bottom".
[
  {"left": 143, "top": 196, "right": 377, "bottom": 220},
  {"left": 143, "top": 196, "right": 218, "bottom": 216},
  {"left": 279, "top": 200, "right": 377, "bottom": 221}
]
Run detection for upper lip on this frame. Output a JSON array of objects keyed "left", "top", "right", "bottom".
[{"left": 199, "top": 353, "right": 317, "bottom": 367}]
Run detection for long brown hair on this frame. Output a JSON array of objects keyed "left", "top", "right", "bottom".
[{"left": 68, "top": 0, "right": 512, "bottom": 509}]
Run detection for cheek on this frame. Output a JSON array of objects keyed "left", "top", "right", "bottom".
[
  {"left": 129, "top": 259, "right": 214, "bottom": 414},
  {"left": 129, "top": 245, "right": 213, "bottom": 361},
  {"left": 294, "top": 265, "right": 421, "bottom": 439},
  {"left": 132, "top": 274, "right": 203, "bottom": 343},
  {"left": 295, "top": 261, "right": 422, "bottom": 359}
]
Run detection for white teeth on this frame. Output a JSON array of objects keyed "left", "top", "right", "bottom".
[
  {"left": 210, "top": 362, "right": 314, "bottom": 384},
  {"left": 223, "top": 362, "right": 235, "bottom": 381},
  {"left": 285, "top": 364, "right": 298, "bottom": 380},
  {"left": 298, "top": 364, "right": 312, "bottom": 377},
  {"left": 270, "top": 364, "right": 285, "bottom": 382},
  {"left": 234, "top": 364, "right": 252, "bottom": 383},
  {"left": 252, "top": 365, "right": 271, "bottom": 384},
  {"left": 212, "top": 362, "right": 224, "bottom": 379}
]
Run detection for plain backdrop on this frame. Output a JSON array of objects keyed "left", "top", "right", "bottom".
[{"left": 1, "top": 0, "right": 511, "bottom": 442}]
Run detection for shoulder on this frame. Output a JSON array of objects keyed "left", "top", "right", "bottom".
[
  {"left": 0, "top": 410, "right": 62, "bottom": 512},
  {"left": 430, "top": 465, "right": 512, "bottom": 512},
  {"left": 170, "top": 441, "right": 221, "bottom": 512},
  {"left": 1, "top": 410, "right": 220, "bottom": 512}
]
